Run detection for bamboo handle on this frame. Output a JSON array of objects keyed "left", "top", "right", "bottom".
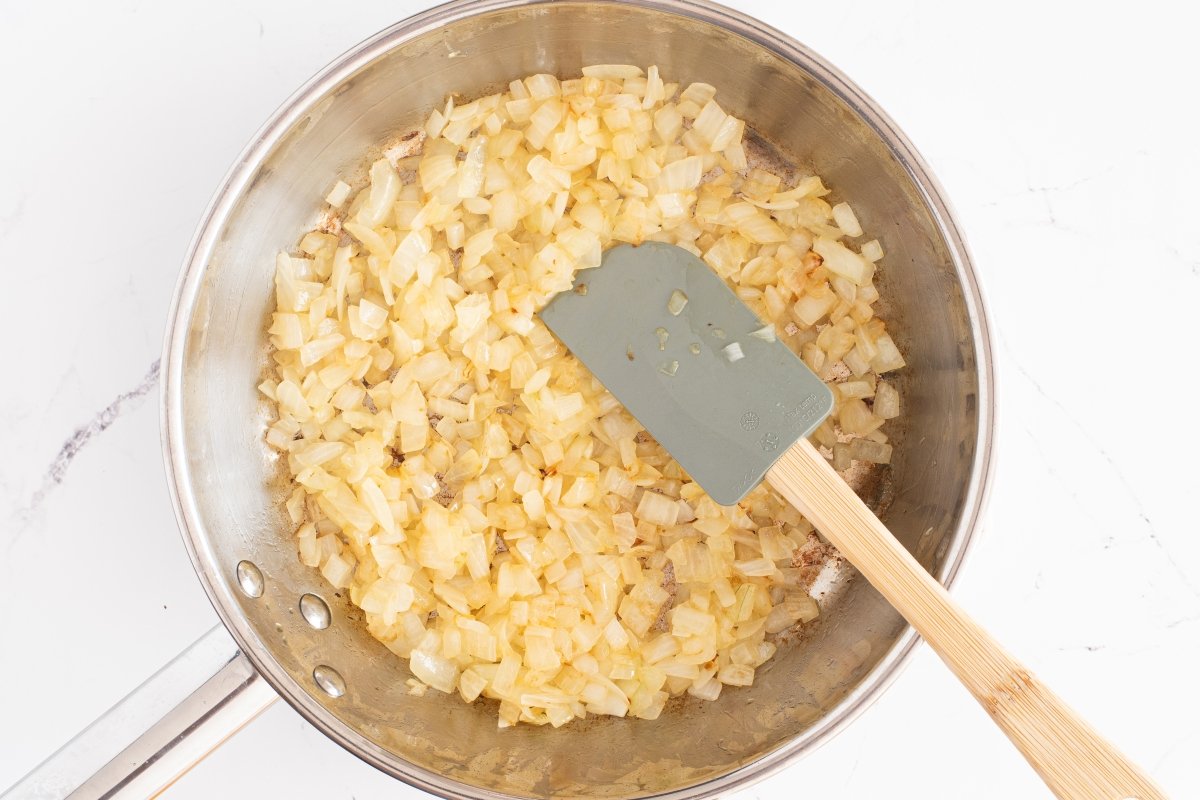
[{"left": 766, "top": 439, "right": 1167, "bottom": 800}]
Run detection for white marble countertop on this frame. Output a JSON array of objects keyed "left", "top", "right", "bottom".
[{"left": 2, "top": 1, "right": 1197, "bottom": 797}]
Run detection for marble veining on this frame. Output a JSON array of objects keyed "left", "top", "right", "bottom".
[
  {"left": 15, "top": 359, "right": 160, "bottom": 527},
  {"left": 1002, "top": 342, "right": 1200, "bottom": 603}
]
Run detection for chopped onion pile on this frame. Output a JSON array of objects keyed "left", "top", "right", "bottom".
[{"left": 261, "top": 65, "right": 904, "bottom": 728}]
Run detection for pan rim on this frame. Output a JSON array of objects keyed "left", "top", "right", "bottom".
[{"left": 161, "top": 1, "right": 997, "bottom": 797}]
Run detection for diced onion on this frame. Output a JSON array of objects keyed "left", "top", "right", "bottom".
[
  {"left": 813, "top": 237, "right": 873, "bottom": 286},
  {"left": 410, "top": 648, "right": 460, "bottom": 693},
  {"left": 861, "top": 239, "right": 884, "bottom": 262},
  {"left": 748, "top": 324, "right": 775, "bottom": 342},
  {"left": 268, "top": 63, "right": 905, "bottom": 730},
  {"left": 870, "top": 333, "right": 906, "bottom": 373},
  {"left": 658, "top": 156, "right": 703, "bottom": 193},
  {"left": 874, "top": 380, "right": 900, "bottom": 419},
  {"left": 831, "top": 202, "right": 863, "bottom": 237},
  {"left": 325, "top": 180, "right": 351, "bottom": 207},
  {"left": 581, "top": 64, "right": 644, "bottom": 80},
  {"left": 850, "top": 438, "right": 893, "bottom": 464},
  {"left": 636, "top": 491, "right": 680, "bottom": 527}
]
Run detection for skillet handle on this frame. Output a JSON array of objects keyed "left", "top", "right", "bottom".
[
  {"left": 2, "top": 624, "right": 277, "bottom": 800},
  {"left": 767, "top": 438, "right": 1168, "bottom": 800}
]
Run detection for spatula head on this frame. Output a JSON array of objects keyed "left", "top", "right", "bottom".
[{"left": 540, "top": 242, "right": 834, "bottom": 505}]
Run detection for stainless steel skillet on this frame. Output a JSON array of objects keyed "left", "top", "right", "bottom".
[{"left": 5, "top": 1, "right": 994, "bottom": 797}]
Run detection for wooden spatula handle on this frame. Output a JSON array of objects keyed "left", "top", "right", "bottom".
[{"left": 766, "top": 439, "right": 1166, "bottom": 800}]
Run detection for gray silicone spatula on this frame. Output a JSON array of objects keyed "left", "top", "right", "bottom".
[{"left": 540, "top": 241, "right": 1165, "bottom": 800}]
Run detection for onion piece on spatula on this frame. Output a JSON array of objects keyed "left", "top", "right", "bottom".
[{"left": 541, "top": 241, "right": 1166, "bottom": 800}]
